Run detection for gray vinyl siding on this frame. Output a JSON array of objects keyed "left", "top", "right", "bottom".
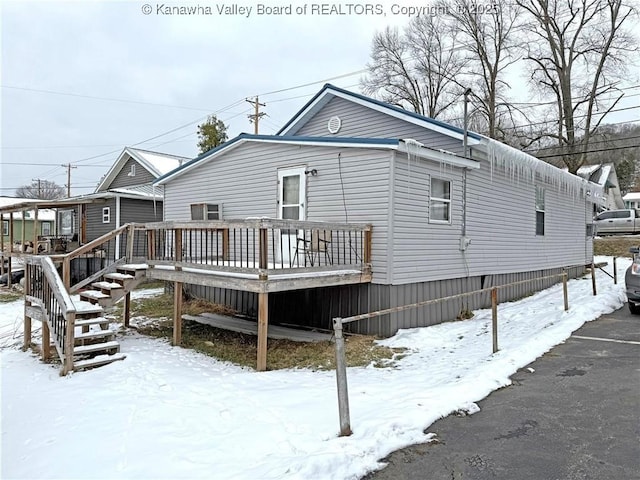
[
  {"left": 163, "top": 142, "right": 391, "bottom": 282},
  {"left": 294, "top": 96, "right": 465, "bottom": 154},
  {"left": 109, "top": 156, "right": 155, "bottom": 189},
  {"left": 120, "top": 198, "right": 163, "bottom": 224},
  {"left": 86, "top": 199, "right": 116, "bottom": 242}
]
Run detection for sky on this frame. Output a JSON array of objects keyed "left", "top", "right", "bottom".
[
  {"left": 1, "top": 0, "right": 638, "bottom": 198},
  {"left": 0, "top": 256, "right": 631, "bottom": 479}
]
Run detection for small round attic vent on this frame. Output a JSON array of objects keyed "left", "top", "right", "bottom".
[{"left": 327, "top": 116, "right": 342, "bottom": 134}]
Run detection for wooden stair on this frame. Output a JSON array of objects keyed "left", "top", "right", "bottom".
[{"left": 69, "top": 264, "right": 147, "bottom": 371}]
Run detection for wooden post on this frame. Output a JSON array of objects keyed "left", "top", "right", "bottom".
[
  {"left": 591, "top": 261, "right": 597, "bottom": 296},
  {"left": 7, "top": 213, "right": 13, "bottom": 287},
  {"left": 42, "top": 318, "right": 51, "bottom": 361},
  {"left": 259, "top": 227, "right": 268, "bottom": 270},
  {"left": 33, "top": 207, "right": 39, "bottom": 252},
  {"left": 147, "top": 229, "right": 156, "bottom": 261},
  {"left": 20, "top": 209, "right": 26, "bottom": 254},
  {"left": 333, "top": 317, "right": 352, "bottom": 436},
  {"left": 562, "top": 272, "right": 569, "bottom": 311},
  {"left": 363, "top": 227, "right": 372, "bottom": 264},
  {"left": 613, "top": 257, "right": 617, "bottom": 285},
  {"left": 62, "top": 312, "right": 75, "bottom": 375},
  {"left": 23, "top": 263, "right": 31, "bottom": 351},
  {"left": 491, "top": 287, "right": 498, "bottom": 353},
  {"left": 257, "top": 292, "right": 268, "bottom": 371},
  {"left": 63, "top": 256, "right": 71, "bottom": 291},
  {"left": 222, "top": 228, "right": 230, "bottom": 261},
  {"left": 1, "top": 213, "right": 5, "bottom": 276},
  {"left": 127, "top": 224, "right": 135, "bottom": 262},
  {"left": 124, "top": 291, "right": 131, "bottom": 328},
  {"left": 173, "top": 281, "right": 183, "bottom": 346}
]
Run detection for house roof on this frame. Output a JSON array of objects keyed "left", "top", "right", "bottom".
[
  {"left": 95, "top": 147, "right": 189, "bottom": 192},
  {"left": 154, "top": 134, "right": 481, "bottom": 186},
  {"left": 576, "top": 163, "right": 617, "bottom": 189},
  {"left": 276, "top": 83, "right": 484, "bottom": 144},
  {"left": 0, "top": 198, "right": 56, "bottom": 220},
  {"left": 623, "top": 192, "right": 640, "bottom": 201}
]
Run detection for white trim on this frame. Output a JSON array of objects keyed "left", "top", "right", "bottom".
[
  {"left": 429, "top": 177, "right": 452, "bottom": 224},
  {"left": 279, "top": 88, "right": 483, "bottom": 145},
  {"left": 115, "top": 196, "right": 121, "bottom": 258}
]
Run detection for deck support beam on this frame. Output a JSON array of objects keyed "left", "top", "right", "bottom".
[
  {"left": 42, "top": 319, "right": 51, "bottom": 361},
  {"left": 257, "top": 292, "right": 268, "bottom": 371},
  {"left": 173, "top": 281, "right": 183, "bottom": 346}
]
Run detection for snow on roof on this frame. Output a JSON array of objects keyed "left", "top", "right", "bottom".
[
  {"left": 576, "top": 163, "right": 614, "bottom": 188},
  {"left": 129, "top": 148, "right": 188, "bottom": 177},
  {"left": 623, "top": 191, "right": 640, "bottom": 201}
]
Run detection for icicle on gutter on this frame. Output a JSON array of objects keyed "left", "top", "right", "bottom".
[
  {"left": 485, "top": 138, "right": 604, "bottom": 203},
  {"left": 403, "top": 139, "right": 423, "bottom": 194}
]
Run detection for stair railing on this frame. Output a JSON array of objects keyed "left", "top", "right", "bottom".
[
  {"left": 56, "top": 224, "right": 131, "bottom": 293},
  {"left": 24, "top": 255, "right": 77, "bottom": 374}
]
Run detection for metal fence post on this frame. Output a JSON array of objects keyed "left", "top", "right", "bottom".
[
  {"left": 591, "top": 262, "right": 597, "bottom": 296},
  {"left": 613, "top": 257, "right": 617, "bottom": 285},
  {"left": 562, "top": 272, "right": 569, "bottom": 311},
  {"left": 491, "top": 288, "right": 498, "bottom": 353},
  {"left": 333, "top": 317, "right": 352, "bottom": 437}
]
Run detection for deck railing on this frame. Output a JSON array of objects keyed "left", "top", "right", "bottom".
[
  {"left": 24, "top": 255, "right": 77, "bottom": 374},
  {"left": 140, "top": 218, "right": 372, "bottom": 275}
]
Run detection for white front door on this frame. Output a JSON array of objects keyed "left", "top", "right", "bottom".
[{"left": 277, "top": 167, "right": 306, "bottom": 263}]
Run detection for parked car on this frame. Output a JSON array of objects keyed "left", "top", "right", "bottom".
[
  {"left": 594, "top": 209, "right": 640, "bottom": 235},
  {"left": 0, "top": 269, "right": 24, "bottom": 286},
  {"left": 625, "top": 247, "right": 640, "bottom": 314}
]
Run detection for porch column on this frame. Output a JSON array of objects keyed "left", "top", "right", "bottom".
[{"left": 257, "top": 292, "right": 268, "bottom": 371}]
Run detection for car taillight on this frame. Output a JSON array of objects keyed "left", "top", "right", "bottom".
[{"left": 633, "top": 261, "right": 640, "bottom": 275}]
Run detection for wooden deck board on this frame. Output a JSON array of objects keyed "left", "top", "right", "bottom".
[{"left": 182, "top": 313, "right": 333, "bottom": 343}]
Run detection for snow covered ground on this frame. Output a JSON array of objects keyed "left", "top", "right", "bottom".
[{"left": 0, "top": 257, "right": 630, "bottom": 480}]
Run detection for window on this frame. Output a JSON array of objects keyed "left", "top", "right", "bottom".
[
  {"left": 2, "top": 220, "right": 7, "bottom": 236},
  {"left": 430, "top": 178, "right": 451, "bottom": 223},
  {"left": 102, "top": 207, "right": 111, "bottom": 224},
  {"left": 41, "top": 222, "right": 51, "bottom": 236},
  {"left": 59, "top": 210, "right": 73, "bottom": 235},
  {"left": 535, "top": 186, "right": 545, "bottom": 236},
  {"left": 128, "top": 164, "right": 136, "bottom": 177},
  {"left": 190, "top": 203, "right": 222, "bottom": 221}
]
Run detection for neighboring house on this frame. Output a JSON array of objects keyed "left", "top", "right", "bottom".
[
  {"left": 576, "top": 163, "right": 624, "bottom": 211},
  {"left": 154, "top": 84, "right": 602, "bottom": 336},
  {"left": 0, "top": 197, "right": 56, "bottom": 246},
  {"left": 623, "top": 191, "right": 640, "bottom": 209},
  {"left": 55, "top": 147, "right": 188, "bottom": 246}
]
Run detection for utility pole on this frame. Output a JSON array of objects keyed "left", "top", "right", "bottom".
[
  {"left": 32, "top": 178, "right": 42, "bottom": 198},
  {"left": 246, "top": 96, "right": 266, "bottom": 135},
  {"left": 61, "top": 163, "right": 77, "bottom": 198}
]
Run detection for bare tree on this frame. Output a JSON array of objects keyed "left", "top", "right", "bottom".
[
  {"left": 445, "top": 0, "right": 524, "bottom": 141},
  {"left": 516, "top": 0, "right": 638, "bottom": 174},
  {"left": 15, "top": 180, "right": 65, "bottom": 200},
  {"left": 362, "top": 15, "right": 467, "bottom": 119}
]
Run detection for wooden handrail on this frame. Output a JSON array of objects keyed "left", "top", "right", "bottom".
[{"left": 63, "top": 224, "right": 130, "bottom": 261}]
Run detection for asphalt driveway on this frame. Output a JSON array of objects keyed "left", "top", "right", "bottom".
[{"left": 364, "top": 305, "right": 640, "bottom": 480}]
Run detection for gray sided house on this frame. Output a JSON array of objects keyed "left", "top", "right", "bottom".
[
  {"left": 155, "top": 84, "right": 603, "bottom": 337},
  {"left": 57, "top": 147, "right": 188, "bottom": 246}
]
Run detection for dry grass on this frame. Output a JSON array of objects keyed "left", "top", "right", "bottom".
[
  {"left": 122, "top": 292, "right": 402, "bottom": 371},
  {"left": 0, "top": 289, "right": 21, "bottom": 303},
  {"left": 594, "top": 237, "right": 640, "bottom": 257}
]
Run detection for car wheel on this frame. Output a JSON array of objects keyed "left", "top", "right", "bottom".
[{"left": 629, "top": 302, "right": 640, "bottom": 315}]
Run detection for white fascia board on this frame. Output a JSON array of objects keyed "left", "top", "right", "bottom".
[{"left": 397, "top": 143, "right": 480, "bottom": 169}]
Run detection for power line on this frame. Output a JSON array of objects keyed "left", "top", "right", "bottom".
[{"left": 1, "top": 85, "right": 217, "bottom": 112}]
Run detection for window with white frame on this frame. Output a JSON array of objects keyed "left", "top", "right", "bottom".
[
  {"left": 535, "top": 185, "right": 545, "bottom": 236},
  {"left": 190, "top": 203, "right": 222, "bottom": 221},
  {"left": 2, "top": 220, "right": 8, "bottom": 236},
  {"left": 41, "top": 221, "right": 51, "bottom": 236},
  {"left": 102, "top": 207, "right": 111, "bottom": 224},
  {"left": 128, "top": 164, "right": 136, "bottom": 177},
  {"left": 430, "top": 178, "right": 451, "bottom": 223}
]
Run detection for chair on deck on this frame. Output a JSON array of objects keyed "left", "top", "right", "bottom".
[{"left": 293, "top": 229, "right": 333, "bottom": 266}]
